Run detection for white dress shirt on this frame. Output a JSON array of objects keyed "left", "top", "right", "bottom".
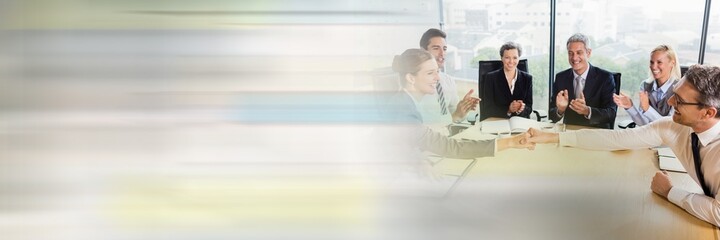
[
  {"left": 417, "top": 72, "right": 459, "bottom": 125},
  {"left": 558, "top": 117, "right": 720, "bottom": 226},
  {"left": 506, "top": 70, "right": 519, "bottom": 117},
  {"left": 508, "top": 70, "right": 518, "bottom": 94},
  {"left": 439, "top": 72, "right": 459, "bottom": 114}
]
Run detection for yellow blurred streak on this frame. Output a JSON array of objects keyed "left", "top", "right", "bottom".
[
  {"left": 0, "top": 0, "right": 283, "bottom": 29},
  {"left": 105, "top": 176, "right": 377, "bottom": 227}
]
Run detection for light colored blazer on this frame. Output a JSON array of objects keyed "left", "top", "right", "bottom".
[{"left": 386, "top": 90, "right": 496, "bottom": 159}]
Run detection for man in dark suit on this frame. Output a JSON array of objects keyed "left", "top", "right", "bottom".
[{"left": 549, "top": 33, "right": 617, "bottom": 129}]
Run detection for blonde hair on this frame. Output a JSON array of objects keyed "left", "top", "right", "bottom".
[{"left": 650, "top": 45, "right": 682, "bottom": 81}]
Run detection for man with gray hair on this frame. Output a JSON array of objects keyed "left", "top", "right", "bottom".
[
  {"left": 549, "top": 33, "right": 617, "bottom": 129},
  {"left": 528, "top": 64, "right": 720, "bottom": 227}
]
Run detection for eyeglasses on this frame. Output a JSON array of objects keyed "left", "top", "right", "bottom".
[{"left": 671, "top": 94, "right": 705, "bottom": 107}]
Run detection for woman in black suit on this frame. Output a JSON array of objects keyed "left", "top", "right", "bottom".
[{"left": 482, "top": 41, "right": 533, "bottom": 119}]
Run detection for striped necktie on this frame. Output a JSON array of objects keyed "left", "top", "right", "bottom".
[{"left": 436, "top": 83, "right": 448, "bottom": 115}]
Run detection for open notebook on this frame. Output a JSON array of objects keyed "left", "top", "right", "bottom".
[
  {"left": 656, "top": 147, "right": 687, "bottom": 173},
  {"left": 481, "top": 116, "right": 552, "bottom": 134}
]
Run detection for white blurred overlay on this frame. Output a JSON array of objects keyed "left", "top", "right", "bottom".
[{"left": 0, "top": 1, "right": 444, "bottom": 239}]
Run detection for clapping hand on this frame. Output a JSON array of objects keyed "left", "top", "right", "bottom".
[
  {"left": 508, "top": 100, "right": 525, "bottom": 115},
  {"left": 569, "top": 92, "right": 590, "bottom": 116},
  {"left": 556, "top": 90, "right": 569, "bottom": 114},
  {"left": 613, "top": 92, "right": 633, "bottom": 109},
  {"left": 453, "top": 89, "right": 481, "bottom": 122}
]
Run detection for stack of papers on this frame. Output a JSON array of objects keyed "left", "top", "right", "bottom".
[{"left": 656, "top": 147, "right": 686, "bottom": 173}]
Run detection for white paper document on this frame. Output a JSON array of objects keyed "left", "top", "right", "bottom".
[
  {"left": 481, "top": 116, "right": 546, "bottom": 134},
  {"left": 655, "top": 147, "right": 686, "bottom": 173},
  {"left": 659, "top": 156, "right": 686, "bottom": 173},
  {"left": 657, "top": 147, "right": 676, "bottom": 157}
]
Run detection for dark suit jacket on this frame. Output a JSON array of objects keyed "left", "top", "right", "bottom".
[
  {"left": 549, "top": 64, "right": 617, "bottom": 129},
  {"left": 481, "top": 69, "right": 533, "bottom": 120}
]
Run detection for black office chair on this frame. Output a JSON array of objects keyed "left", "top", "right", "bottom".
[
  {"left": 681, "top": 66, "right": 689, "bottom": 77},
  {"left": 477, "top": 59, "right": 541, "bottom": 121},
  {"left": 610, "top": 72, "right": 628, "bottom": 129},
  {"left": 612, "top": 72, "right": 621, "bottom": 95}
]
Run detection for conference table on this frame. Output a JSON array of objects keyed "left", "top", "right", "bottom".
[{"left": 438, "top": 120, "right": 719, "bottom": 240}]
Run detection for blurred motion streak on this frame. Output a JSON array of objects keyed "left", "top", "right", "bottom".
[{"left": 0, "top": 0, "right": 441, "bottom": 239}]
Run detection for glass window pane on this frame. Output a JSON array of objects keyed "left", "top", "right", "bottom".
[
  {"left": 705, "top": 1, "right": 720, "bottom": 65},
  {"left": 443, "top": 0, "right": 552, "bottom": 113},
  {"left": 554, "top": 0, "right": 706, "bottom": 121}
]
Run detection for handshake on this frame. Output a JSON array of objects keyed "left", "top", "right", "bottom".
[{"left": 499, "top": 128, "right": 561, "bottom": 151}]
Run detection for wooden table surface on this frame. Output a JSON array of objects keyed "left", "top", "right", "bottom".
[{"left": 440, "top": 122, "right": 719, "bottom": 240}]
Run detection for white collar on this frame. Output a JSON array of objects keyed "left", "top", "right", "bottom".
[
  {"left": 696, "top": 120, "right": 720, "bottom": 146},
  {"left": 509, "top": 69, "right": 518, "bottom": 82},
  {"left": 509, "top": 70, "right": 518, "bottom": 92},
  {"left": 653, "top": 77, "right": 675, "bottom": 94},
  {"left": 572, "top": 64, "right": 590, "bottom": 81}
]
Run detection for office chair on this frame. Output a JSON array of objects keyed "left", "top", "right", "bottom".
[
  {"left": 477, "top": 59, "right": 543, "bottom": 121},
  {"left": 611, "top": 72, "right": 625, "bottom": 129},
  {"left": 612, "top": 72, "right": 621, "bottom": 95},
  {"left": 532, "top": 109, "right": 548, "bottom": 122},
  {"left": 681, "top": 66, "right": 689, "bottom": 77},
  {"left": 618, "top": 119, "right": 636, "bottom": 129}
]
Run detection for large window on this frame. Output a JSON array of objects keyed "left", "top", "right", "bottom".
[
  {"left": 443, "top": 0, "right": 552, "bottom": 112},
  {"left": 705, "top": 1, "right": 720, "bottom": 65},
  {"left": 442, "top": 0, "right": 716, "bottom": 121},
  {"left": 554, "top": 0, "right": 707, "bottom": 120},
  {"left": 555, "top": 0, "right": 706, "bottom": 92}
]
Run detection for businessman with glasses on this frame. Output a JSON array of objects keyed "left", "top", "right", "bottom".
[{"left": 527, "top": 64, "right": 720, "bottom": 227}]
